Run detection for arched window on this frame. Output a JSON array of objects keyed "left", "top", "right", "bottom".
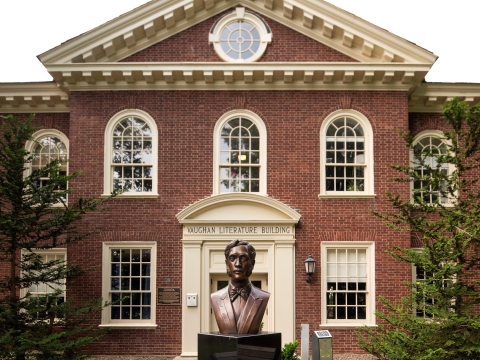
[
  {"left": 26, "top": 129, "right": 69, "bottom": 204},
  {"left": 213, "top": 110, "right": 267, "bottom": 195},
  {"left": 209, "top": 7, "right": 272, "bottom": 63},
  {"left": 412, "top": 131, "right": 453, "bottom": 205},
  {"left": 320, "top": 110, "right": 374, "bottom": 197},
  {"left": 104, "top": 110, "right": 158, "bottom": 197}
]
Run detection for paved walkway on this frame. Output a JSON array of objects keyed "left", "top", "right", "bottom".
[
  {"left": 90, "top": 355, "right": 377, "bottom": 359},
  {"left": 89, "top": 357, "right": 175, "bottom": 360}
]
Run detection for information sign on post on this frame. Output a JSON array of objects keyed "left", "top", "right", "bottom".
[{"left": 311, "top": 330, "right": 333, "bottom": 360}]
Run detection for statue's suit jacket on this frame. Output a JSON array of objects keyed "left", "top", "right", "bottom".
[{"left": 211, "top": 284, "right": 270, "bottom": 334}]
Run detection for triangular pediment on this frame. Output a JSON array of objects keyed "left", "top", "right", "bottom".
[
  {"left": 39, "top": 0, "right": 436, "bottom": 66},
  {"left": 120, "top": 9, "right": 358, "bottom": 63},
  {"left": 35, "top": 0, "right": 437, "bottom": 92},
  {"left": 176, "top": 194, "right": 301, "bottom": 224}
]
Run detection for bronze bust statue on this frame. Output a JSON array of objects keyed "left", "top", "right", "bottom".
[{"left": 211, "top": 239, "right": 270, "bottom": 334}]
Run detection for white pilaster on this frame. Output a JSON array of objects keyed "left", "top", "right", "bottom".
[
  {"left": 181, "top": 240, "right": 202, "bottom": 357},
  {"left": 275, "top": 240, "right": 296, "bottom": 345}
]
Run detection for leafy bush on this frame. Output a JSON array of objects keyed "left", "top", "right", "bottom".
[
  {"left": 356, "top": 98, "right": 480, "bottom": 360},
  {"left": 281, "top": 340, "right": 300, "bottom": 360}
]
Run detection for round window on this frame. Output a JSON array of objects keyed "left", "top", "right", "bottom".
[
  {"left": 219, "top": 20, "right": 261, "bottom": 61},
  {"left": 209, "top": 8, "right": 272, "bottom": 63}
]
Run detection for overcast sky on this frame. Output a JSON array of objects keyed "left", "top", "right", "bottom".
[{"left": 0, "top": 0, "right": 478, "bottom": 83}]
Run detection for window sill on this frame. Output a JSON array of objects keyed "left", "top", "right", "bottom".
[
  {"left": 410, "top": 201, "right": 455, "bottom": 208},
  {"left": 319, "top": 323, "right": 377, "bottom": 329},
  {"left": 50, "top": 203, "right": 68, "bottom": 207},
  {"left": 99, "top": 323, "right": 158, "bottom": 329},
  {"left": 318, "top": 194, "right": 376, "bottom": 199},
  {"left": 101, "top": 193, "right": 159, "bottom": 199}
]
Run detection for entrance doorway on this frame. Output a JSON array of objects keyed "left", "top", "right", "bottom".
[
  {"left": 210, "top": 273, "right": 269, "bottom": 332},
  {"left": 177, "top": 194, "right": 300, "bottom": 356}
]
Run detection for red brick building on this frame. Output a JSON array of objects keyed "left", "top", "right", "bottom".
[{"left": 1, "top": 0, "right": 479, "bottom": 357}]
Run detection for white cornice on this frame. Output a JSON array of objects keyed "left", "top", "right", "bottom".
[
  {"left": 409, "top": 83, "right": 480, "bottom": 113},
  {"left": 39, "top": 0, "right": 211, "bottom": 64},
  {"left": 176, "top": 193, "right": 301, "bottom": 223},
  {"left": 38, "top": 0, "right": 437, "bottom": 67},
  {"left": 245, "top": 0, "right": 437, "bottom": 64},
  {"left": 46, "top": 62, "right": 431, "bottom": 91},
  {"left": 3, "top": 80, "right": 477, "bottom": 114},
  {"left": 0, "top": 82, "right": 70, "bottom": 113}
]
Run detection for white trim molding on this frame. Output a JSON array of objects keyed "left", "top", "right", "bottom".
[
  {"left": 177, "top": 193, "right": 300, "bottom": 355},
  {"left": 0, "top": 82, "right": 69, "bottom": 113},
  {"left": 101, "top": 241, "right": 158, "bottom": 329},
  {"left": 103, "top": 109, "right": 159, "bottom": 198},
  {"left": 409, "top": 83, "right": 480, "bottom": 113},
  {"left": 411, "top": 130, "right": 455, "bottom": 206},
  {"left": 209, "top": 7, "right": 272, "bottom": 63},
  {"left": 45, "top": 62, "right": 431, "bottom": 92},
  {"left": 213, "top": 109, "right": 267, "bottom": 195},
  {"left": 37, "top": 0, "right": 436, "bottom": 66},
  {"left": 25, "top": 129, "right": 70, "bottom": 206},
  {"left": 25, "top": 128, "right": 70, "bottom": 164},
  {"left": 320, "top": 241, "right": 375, "bottom": 327},
  {"left": 176, "top": 193, "right": 301, "bottom": 225},
  {"left": 20, "top": 248, "right": 67, "bottom": 302},
  {"left": 319, "top": 109, "right": 375, "bottom": 198}
]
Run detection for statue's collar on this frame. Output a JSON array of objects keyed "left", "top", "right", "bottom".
[{"left": 228, "top": 282, "right": 251, "bottom": 301}]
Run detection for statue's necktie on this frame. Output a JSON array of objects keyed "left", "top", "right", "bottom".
[{"left": 229, "top": 286, "right": 249, "bottom": 301}]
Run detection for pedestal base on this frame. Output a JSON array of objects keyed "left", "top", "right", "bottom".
[{"left": 198, "top": 332, "right": 281, "bottom": 360}]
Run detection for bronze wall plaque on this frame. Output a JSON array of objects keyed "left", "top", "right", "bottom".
[{"left": 158, "top": 287, "right": 181, "bottom": 305}]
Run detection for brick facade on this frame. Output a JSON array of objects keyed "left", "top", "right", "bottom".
[
  {"left": 0, "top": 3, "right": 469, "bottom": 357},
  {"left": 122, "top": 7, "right": 356, "bottom": 63},
  {"left": 51, "top": 89, "right": 412, "bottom": 355}
]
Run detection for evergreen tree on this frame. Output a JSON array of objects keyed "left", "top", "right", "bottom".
[
  {"left": 0, "top": 114, "right": 116, "bottom": 360},
  {"left": 357, "top": 98, "right": 480, "bottom": 360}
]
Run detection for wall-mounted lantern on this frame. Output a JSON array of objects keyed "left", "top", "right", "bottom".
[{"left": 304, "top": 254, "right": 316, "bottom": 283}]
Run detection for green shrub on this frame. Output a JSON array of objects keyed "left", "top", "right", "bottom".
[{"left": 281, "top": 340, "right": 300, "bottom": 360}]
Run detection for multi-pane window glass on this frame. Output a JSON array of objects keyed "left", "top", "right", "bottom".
[
  {"left": 326, "top": 248, "right": 367, "bottom": 320},
  {"left": 219, "top": 117, "right": 260, "bottom": 193},
  {"left": 28, "top": 252, "right": 66, "bottom": 304},
  {"left": 32, "top": 136, "right": 68, "bottom": 202},
  {"left": 112, "top": 117, "right": 153, "bottom": 193},
  {"left": 220, "top": 21, "right": 261, "bottom": 61},
  {"left": 110, "top": 248, "right": 152, "bottom": 320},
  {"left": 413, "top": 136, "right": 449, "bottom": 204},
  {"left": 414, "top": 266, "right": 434, "bottom": 318},
  {"left": 414, "top": 265, "right": 452, "bottom": 318},
  {"left": 325, "top": 117, "right": 365, "bottom": 192}
]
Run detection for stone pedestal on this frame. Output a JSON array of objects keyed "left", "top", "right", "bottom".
[{"left": 198, "top": 332, "right": 281, "bottom": 360}]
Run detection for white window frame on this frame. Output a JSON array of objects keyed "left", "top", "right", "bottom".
[
  {"left": 208, "top": 7, "right": 272, "bottom": 63},
  {"left": 103, "top": 109, "right": 158, "bottom": 198},
  {"left": 411, "top": 248, "right": 455, "bottom": 319},
  {"left": 411, "top": 130, "right": 455, "bottom": 206},
  {"left": 320, "top": 241, "right": 375, "bottom": 327},
  {"left": 20, "top": 248, "right": 67, "bottom": 304},
  {"left": 411, "top": 255, "right": 433, "bottom": 319},
  {"left": 213, "top": 109, "right": 267, "bottom": 195},
  {"left": 100, "top": 242, "right": 157, "bottom": 329},
  {"left": 25, "top": 129, "right": 70, "bottom": 206},
  {"left": 319, "top": 110, "right": 375, "bottom": 198}
]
